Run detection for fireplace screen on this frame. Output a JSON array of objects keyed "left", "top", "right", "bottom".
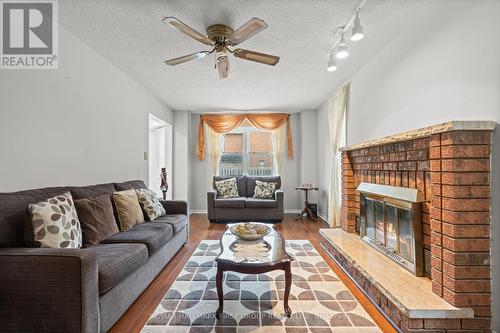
[{"left": 358, "top": 183, "right": 424, "bottom": 276}]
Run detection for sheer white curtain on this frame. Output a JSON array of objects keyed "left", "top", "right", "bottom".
[
  {"left": 206, "top": 126, "right": 222, "bottom": 177},
  {"left": 328, "top": 85, "right": 349, "bottom": 227},
  {"left": 272, "top": 125, "right": 285, "bottom": 175}
]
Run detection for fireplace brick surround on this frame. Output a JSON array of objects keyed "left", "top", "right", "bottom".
[{"left": 322, "top": 122, "right": 495, "bottom": 332}]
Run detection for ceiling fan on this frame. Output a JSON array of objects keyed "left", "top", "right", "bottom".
[{"left": 162, "top": 17, "right": 280, "bottom": 79}]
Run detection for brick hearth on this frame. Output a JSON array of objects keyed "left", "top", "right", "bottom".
[{"left": 329, "top": 121, "right": 495, "bottom": 332}]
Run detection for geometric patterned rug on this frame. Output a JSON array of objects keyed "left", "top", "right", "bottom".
[{"left": 142, "top": 240, "right": 381, "bottom": 333}]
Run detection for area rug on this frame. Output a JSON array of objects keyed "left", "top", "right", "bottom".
[{"left": 142, "top": 240, "right": 381, "bottom": 333}]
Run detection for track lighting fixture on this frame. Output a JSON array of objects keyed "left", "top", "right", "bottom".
[
  {"left": 350, "top": 12, "right": 364, "bottom": 41},
  {"left": 335, "top": 35, "right": 349, "bottom": 59},
  {"left": 326, "top": 0, "right": 367, "bottom": 72},
  {"left": 327, "top": 52, "right": 337, "bottom": 71}
]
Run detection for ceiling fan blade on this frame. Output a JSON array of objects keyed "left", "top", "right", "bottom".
[
  {"left": 233, "top": 48, "right": 279, "bottom": 66},
  {"left": 227, "top": 17, "right": 268, "bottom": 45},
  {"left": 163, "top": 17, "right": 213, "bottom": 46},
  {"left": 217, "top": 56, "right": 230, "bottom": 79},
  {"left": 165, "top": 51, "right": 211, "bottom": 66}
]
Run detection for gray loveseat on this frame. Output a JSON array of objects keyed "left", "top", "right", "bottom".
[
  {"left": 0, "top": 180, "right": 188, "bottom": 333},
  {"left": 207, "top": 175, "right": 284, "bottom": 223}
]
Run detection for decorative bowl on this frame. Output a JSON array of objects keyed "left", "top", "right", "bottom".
[{"left": 229, "top": 223, "right": 271, "bottom": 241}]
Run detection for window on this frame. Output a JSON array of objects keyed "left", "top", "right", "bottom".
[{"left": 219, "top": 127, "right": 275, "bottom": 176}]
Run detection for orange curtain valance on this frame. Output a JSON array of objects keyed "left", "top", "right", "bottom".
[{"left": 196, "top": 113, "right": 294, "bottom": 160}]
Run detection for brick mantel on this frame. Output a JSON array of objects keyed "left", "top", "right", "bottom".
[{"left": 338, "top": 121, "right": 495, "bottom": 332}]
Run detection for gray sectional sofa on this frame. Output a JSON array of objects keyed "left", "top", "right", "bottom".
[
  {"left": 207, "top": 175, "right": 284, "bottom": 223},
  {"left": 0, "top": 180, "right": 188, "bottom": 333}
]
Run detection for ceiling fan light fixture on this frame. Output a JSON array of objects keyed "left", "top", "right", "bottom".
[
  {"left": 217, "top": 55, "right": 230, "bottom": 79},
  {"left": 335, "top": 35, "right": 349, "bottom": 59},
  {"left": 350, "top": 13, "right": 364, "bottom": 41},
  {"left": 327, "top": 52, "right": 337, "bottom": 72},
  {"left": 163, "top": 17, "right": 279, "bottom": 79}
]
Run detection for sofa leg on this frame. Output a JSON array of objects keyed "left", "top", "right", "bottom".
[{"left": 209, "top": 219, "right": 216, "bottom": 223}]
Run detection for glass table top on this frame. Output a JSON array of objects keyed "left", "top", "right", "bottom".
[{"left": 216, "top": 223, "right": 293, "bottom": 265}]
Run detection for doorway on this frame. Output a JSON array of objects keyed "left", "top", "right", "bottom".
[{"left": 149, "top": 114, "right": 173, "bottom": 199}]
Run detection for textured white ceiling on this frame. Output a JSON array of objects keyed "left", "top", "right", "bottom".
[{"left": 59, "top": 0, "right": 444, "bottom": 111}]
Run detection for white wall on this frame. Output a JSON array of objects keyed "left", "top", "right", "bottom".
[
  {"left": 0, "top": 27, "right": 173, "bottom": 192},
  {"left": 188, "top": 112, "right": 309, "bottom": 212},
  {"left": 317, "top": 0, "right": 500, "bottom": 329},
  {"left": 316, "top": 101, "right": 332, "bottom": 219},
  {"left": 173, "top": 110, "right": 190, "bottom": 200}
]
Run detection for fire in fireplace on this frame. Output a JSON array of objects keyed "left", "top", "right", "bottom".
[{"left": 357, "top": 182, "right": 425, "bottom": 276}]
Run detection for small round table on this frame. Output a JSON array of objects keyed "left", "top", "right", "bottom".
[{"left": 295, "top": 186, "right": 319, "bottom": 222}]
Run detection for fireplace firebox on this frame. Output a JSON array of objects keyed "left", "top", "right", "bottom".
[{"left": 357, "top": 182, "right": 425, "bottom": 276}]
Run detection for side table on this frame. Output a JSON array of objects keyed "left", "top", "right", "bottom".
[{"left": 295, "top": 185, "right": 319, "bottom": 221}]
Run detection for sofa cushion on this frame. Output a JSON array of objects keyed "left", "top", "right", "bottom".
[
  {"left": 214, "top": 178, "right": 239, "bottom": 199},
  {"left": 68, "top": 183, "right": 116, "bottom": 200},
  {"left": 253, "top": 180, "right": 277, "bottom": 199},
  {"left": 136, "top": 189, "right": 166, "bottom": 221},
  {"left": 74, "top": 194, "right": 119, "bottom": 247},
  {"left": 114, "top": 180, "right": 148, "bottom": 191},
  {"left": 101, "top": 222, "right": 173, "bottom": 256},
  {"left": 245, "top": 197, "right": 278, "bottom": 208},
  {"left": 113, "top": 190, "right": 145, "bottom": 231},
  {"left": 214, "top": 198, "right": 246, "bottom": 208},
  {"left": 0, "top": 187, "right": 68, "bottom": 247},
  {"left": 213, "top": 175, "right": 246, "bottom": 197},
  {"left": 246, "top": 176, "right": 281, "bottom": 197},
  {"left": 26, "top": 192, "right": 83, "bottom": 249},
  {"left": 90, "top": 243, "right": 148, "bottom": 295},
  {"left": 153, "top": 214, "right": 187, "bottom": 234}
]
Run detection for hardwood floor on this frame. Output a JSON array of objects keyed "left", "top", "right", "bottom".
[{"left": 109, "top": 214, "right": 397, "bottom": 333}]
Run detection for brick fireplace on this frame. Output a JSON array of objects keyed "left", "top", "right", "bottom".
[{"left": 321, "top": 121, "right": 495, "bottom": 332}]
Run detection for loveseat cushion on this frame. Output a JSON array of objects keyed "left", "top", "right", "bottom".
[
  {"left": 153, "top": 214, "right": 188, "bottom": 234},
  {"left": 90, "top": 243, "right": 148, "bottom": 295},
  {"left": 245, "top": 197, "right": 277, "bottom": 208},
  {"left": 246, "top": 176, "right": 281, "bottom": 197},
  {"left": 101, "top": 222, "right": 173, "bottom": 256},
  {"left": 214, "top": 198, "right": 246, "bottom": 208}
]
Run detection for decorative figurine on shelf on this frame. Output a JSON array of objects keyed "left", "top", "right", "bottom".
[{"left": 160, "top": 168, "right": 168, "bottom": 200}]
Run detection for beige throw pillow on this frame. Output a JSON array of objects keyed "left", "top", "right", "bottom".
[
  {"left": 113, "top": 190, "right": 144, "bottom": 231},
  {"left": 27, "top": 192, "right": 82, "bottom": 248}
]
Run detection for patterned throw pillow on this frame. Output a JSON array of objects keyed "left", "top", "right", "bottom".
[
  {"left": 136, "top": 189, "right": 166, "bottom": 221},
  {"left": 253, "top": 180, "right": 277, "bottom": 199},
  {"left": 27, "top": 192, "right": 82, "bottom": 248},
  {"left": 215, "top": 178, "right": 239, "bottom": 199}
]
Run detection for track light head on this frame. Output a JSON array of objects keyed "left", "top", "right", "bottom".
[
  {"left": 350, "top": 12, "right": 364, "bottom": 41},
  {"left": 327, "top": 52, "right": 337, "bottom": 72},
  {"left": 335, "top": 35, "right": 349, "bottom": 59}
]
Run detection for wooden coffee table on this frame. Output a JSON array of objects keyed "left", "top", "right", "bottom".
[{"left": 215, "top": 223, "right": 294, "bottom": 319}]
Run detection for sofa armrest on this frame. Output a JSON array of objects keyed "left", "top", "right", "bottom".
[
  {"left": 275, "top": 189, "right": 284, "bottom": 218},
  {"left": 0, "top": 247, "right": 99, "bottom": 333},
  {"left": 160, "top": 200, "right": 189, "bottom": 215},
  {"left": 207, "top": 189, "right": 217, "bottom": 220}
]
